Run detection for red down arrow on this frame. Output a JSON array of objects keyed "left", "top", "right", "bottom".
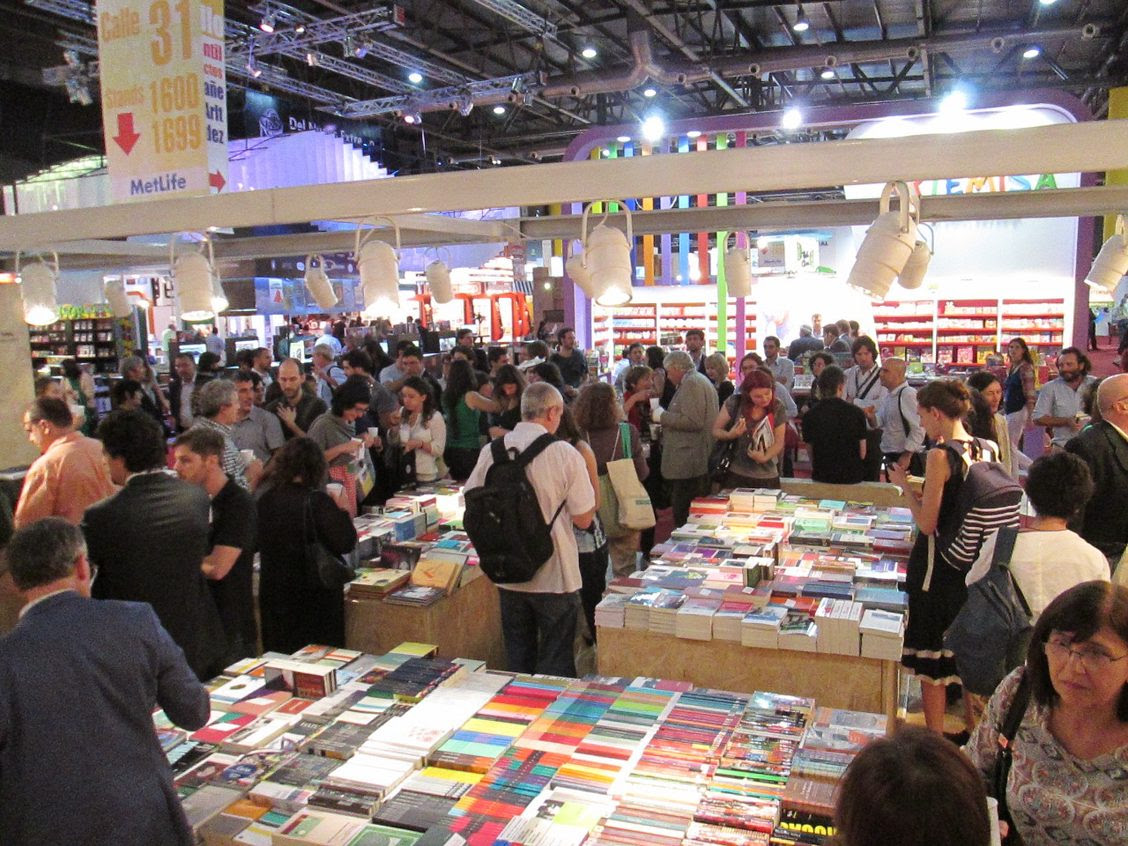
[{"left": 113, "top": 113, "right": 140, "bottom": 155}]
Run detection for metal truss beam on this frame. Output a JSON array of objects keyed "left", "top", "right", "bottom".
[
  {"left": 466, "top": 0, "right": 557, "bottom": 37},
  {"left": 332, "top": 73, "right": 541, "bottom": 118}
]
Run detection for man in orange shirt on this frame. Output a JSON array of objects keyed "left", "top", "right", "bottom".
[{"left": 15, "top": 398, "right": 115, "bottom": 528}]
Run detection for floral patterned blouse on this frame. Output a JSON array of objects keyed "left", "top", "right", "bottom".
[{"left": 965, "top": 668, "right": 1128, "bottom": 846}]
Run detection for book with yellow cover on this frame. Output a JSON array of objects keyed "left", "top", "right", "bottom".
[{"left": 409, "top": 557, "right": 463, "bottom": 596}]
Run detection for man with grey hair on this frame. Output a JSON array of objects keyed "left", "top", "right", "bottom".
[
  {"left": 464, "top": 382, "right": 596, "bottom": 676},
  {"left": 787, "top": 325, "right": 824, "bottom": 362},
  {"left": 312, "top": 342, "right": 347, "bottom": 404},
  {"left": 1065, "top": 372, "right": 1128, "bottom": 569},
  {"left": 190, "top": 379, "right": 253, "bottom": 489},
  {"left": 654, "top": 350, "right": 719, "bottom": 527},
  {"left": 0, "top": 518, "right": 209, "bottom": 844}
]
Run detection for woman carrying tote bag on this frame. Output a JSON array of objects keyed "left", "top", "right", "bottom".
[{"left": 574, "top": 383, "right": 651, "bottom": 577}]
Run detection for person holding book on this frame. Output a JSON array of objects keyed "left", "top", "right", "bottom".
[
  {"left": 964, "top": 581, "right": 1128, "bottom": 846},
  {"left": 0, "top": 518, "right": 209, "bottom": 845},
  {"left": 835, "top": 726, "right": 991, "bottom": 846},
  {"left": 711, "top": 368, "right": 787, "bottom": 491}
]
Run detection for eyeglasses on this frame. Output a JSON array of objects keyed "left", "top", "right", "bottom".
[{"left": 1044, "top": 637, "right": 1128, "bottom": 674}]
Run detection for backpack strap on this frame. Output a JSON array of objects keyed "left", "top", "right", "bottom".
[
  {"left": 992, "top": 527, "right": 1034, "bottom": 620},
  {"left": 513, "top": 433, "right": 568, "bottom": 530},
  {"left": 896, "top": 386, "right": 912, "bottom": 438},
  {"left": 856, "top": 367, "right": 881, "bottom": 400}
]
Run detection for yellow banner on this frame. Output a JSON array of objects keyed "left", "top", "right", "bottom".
[
  {"left": 1105, "top": 87, "right": 1128, "bottom": 241},
  {"left": 96, "top": 0, "right": 228, "bottom": 203}
]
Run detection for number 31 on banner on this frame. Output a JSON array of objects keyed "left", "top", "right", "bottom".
[{"left": 150, "top": 0, "right": 192, "bottom": 65}]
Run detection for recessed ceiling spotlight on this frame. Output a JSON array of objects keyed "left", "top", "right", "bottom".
[
  {"left": 616, "top": 135, "right": 631, "bottom": 143},
  {"left": 781, "top": 107, "right": 803, "bottom": 130},
  {"left": 641, "top": 114, "right": 666, "bottom": 143},
  {"left": 492, "top": 105, "right": 506, "bottom": 115},
  {"left": 408, "top": 71, "right": 424, "bottom": 84},
  {"left": 1022, "top": 46, "right": 1042, "bottom": 59},
  {"left": 820, "top": 68, "right": 836, "bottom": 80},
  {"left": 792, "top": 5, "right": 810, "bottom": 33},
  {"left": 643, "top": 87, "right": 657, "bottom": 98},
  {"left": 940, "top": 88, "right": 969, "bottom": 113},
  {"left": 686, "top": 129, "right": 702, "bottom": 139},
  {"left": 581, "top": 46, "right": 598, "bottom": 59}
]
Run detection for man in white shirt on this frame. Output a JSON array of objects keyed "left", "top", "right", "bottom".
[
  {"left": 762, "top": 336, "right": 795, "bottom": 392},
  {"left": 1034, "top": 347, "right": 1097, "bottom": 448},
  {"left": 967, "top": 451, "right": 1108, "bottom": 619},
  {"left": 866, "top": 357, "right": 925, "bottom": 473},
  {"left": 463, "top": 383, "right": 596, "bottom": 677}
]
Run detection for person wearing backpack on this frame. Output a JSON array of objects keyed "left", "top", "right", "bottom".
[
  {"left": 887, "top": 379, "right": 1023, "bottom": 735},
  {"left": 463, "top": 383, "right": 596, "bottom": 677}
]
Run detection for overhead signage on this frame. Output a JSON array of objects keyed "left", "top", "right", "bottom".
[{"left": 96, "top": 0, "right": 228, "bottom": 203}]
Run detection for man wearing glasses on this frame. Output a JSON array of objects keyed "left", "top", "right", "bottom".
[{"left": 1065, "top": 373, "right": 1128, "bottom": 573}]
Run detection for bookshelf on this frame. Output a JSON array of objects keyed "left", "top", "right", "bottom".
[
  {"left": 28, "top": 313, "right": 124, "bottom": 374},
  {"left": 873, "top": 300, "right": 936, "bottom": 362},
  {"left": 999, "top": 298, "right": 1065, "bottom": 350}
]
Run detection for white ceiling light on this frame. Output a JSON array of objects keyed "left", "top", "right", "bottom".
[
  {"left": 581, "top": 46, "right": 598, "bottom": 59},
  {"left": 103, "top": 278, "right": 131, "bottom": 319},
  {"left": 642, "top": 87, "right": 657, "bottom": 98},
  {"left": 940, "top": 89, "right": 969, "bottom": 113},
  {"left": 569, "top": 201, "right": 634, "bottom": 307},
  {"left": 792, "top": 5, "right": 810, "bottom": 33},
  {"left": 686, "top": 129, "right": 702, "bottom": 139},
  {"left": 356, "top": 219, "right": 402, "bottom": 317},
  {"left": 898, "top": 222, "right": 933, "bottom": 291},
  {"left": 781, "top": 107, "right": 803, "bottom": 130},
  {"left": 1039, "top": 0, "right": 1057, "bottom": 5},
  {"left": 259, "top": 12, "right": 276, "bottom": 33},
  {"left": 493, "top": 105, "right": 506, "bottom": 115},
  {"left": 18, "top": 252, "right": 60, "bottom": 327},
  {"left": 820, "top": 68, "right": 836, "bottom": 80},
  {"left": 425, "top": 254, "right": 454, "bottom": 304},
  {"left": 722, "top": 232, "right": 753, "bottom": 299},
  {"left": 171, "top": 235, "right": 218, "bottom": 322},
  {"left": 304, "top": 254, "right": 338, "bottom": 311},
  {"left": 1086, "top": 214, "right": 1128, "bottom": 294},
  {"left": 1022, "top": 46, "right": 1041, "bottom": 60},
  {"left": 408, "top": 71, "right": 424, "bottom": 84},
  {"left": 616, "top": 135, "right": 631, "bottom": 143},
  {"left": 211, "top": 274, "right": 230, "bottom": 313},
  {"left": 641, "top": 114, "right": 665, "bottom": 143},
  {"left": 847, "top": 181, "right": 921, "bottom": 300}
]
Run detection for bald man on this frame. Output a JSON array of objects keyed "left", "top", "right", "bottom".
[
  {"left": 1065, "top": 373, "right": 1128, "bottom": 569},
  {"left": 865, "top": 357, "right": 926, "bottom": 476}
]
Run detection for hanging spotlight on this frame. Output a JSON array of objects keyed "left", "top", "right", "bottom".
[
  {"left": 17, "top": 252, "right": 60, "bottom": 327},
  {"left": 304, "top": 255, "right": 338, "bottom": 310},
  {"left": 294, "top": 23, "right": 306, "bottom": 34},
  {"left": 722, "top": 232, "right": 753, "bottom": 298},
  {"left": 642, "top": 87, "right": 657, "bottom": 98},
  {"left": 847, "top": 181, "right": 921, "bottom": 300},
  {"left": 570, "top": 201, "right": 634, "bottom": 306},
  {"left": 581, "top": 46, "right": 598, "bottom": 59},
  {"left": 259, "top": 12, "right": 276, "bottom": 33},
  {"left": 686, "top": 129, "right": 702, "bottom": 139},
  {"left": 103, "top": 278, "right": 131, "bottom": 318},
  {"left": 403, "top": 113, "right": 423, "bottom": 125},
  {"left": 898, "top": 221, "right": 933, "bottom": 290},
  {"left": 1086, "top": 214, "right": 1128, "bottom": 294},
  {"left": 1022, "top": 46, "right": 1041, "bottom": 60},
  {"left": 820, "top": 68, "right": 836, "bottom": 80},
  {"left": 492, "top": 105, "right": 506, "bottom": 115},
  {"left": 171, "top": 235, "right": 219, "bottom": 322},
  {"left": 425, "top": 251, "right": 454, "bottom": 304},
  {"left": 641, "top": 114, "right": 665, "bottom": 143},
  {"left": 211, "top": 274, "right": 229, "bottom": 313},
  {"left": 355, "top": 219, "right": 402, "bottom": 317},
  {"left": 781, "top": 107, "right": 803, "bottom": 130},
  {"left": 792, "top": 5, "right": 810, "bottom": 33},
  {"left": 940, "top": 88, "right": 969, "bottom": 113},
  {"left": 408, "top": 71, "right": 424, "bottom": 84},
  {"left": 353, "top": 39, "right": 370, "bottom": 59}
]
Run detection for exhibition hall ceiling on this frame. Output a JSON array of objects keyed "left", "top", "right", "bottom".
[{"left": 2, "top": 0, "right": 1127, "bottom": 179}]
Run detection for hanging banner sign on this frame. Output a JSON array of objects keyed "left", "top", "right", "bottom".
[{"left": 96, "top": 0, "right": 228, "bottom": 203}]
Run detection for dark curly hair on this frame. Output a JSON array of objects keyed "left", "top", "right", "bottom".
[
  {"left": 443, "top": 359, "right": 479, "bottom": 439},
  {"left": 259, "top": 436, "right": 327, "bottom": 491},
  {"left": 572, "top": 382, "right": 620, "bottom": 432},
  {"left": 97, "top": 409, "right": 166, "bottom": 472},
  {"left": 330, "top": 375, "right": 373, "bottom": 417}
]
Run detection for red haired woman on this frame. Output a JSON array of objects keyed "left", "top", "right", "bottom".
[{"left": 710, "top": 368, "right": 788, "bottom": 490}]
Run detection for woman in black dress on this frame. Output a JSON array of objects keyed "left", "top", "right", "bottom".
[{"left": 256, "top": 437, "right": 358, "bottom": 653}]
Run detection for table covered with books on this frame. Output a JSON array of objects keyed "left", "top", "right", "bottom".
[
  {"left": 594, "top": 488, "right": 912, "bottom": 723},
  {"left": 170, "top": 641, "right": 890, "bottom": 845},
  {"left": 341, "top": 488, "right": 506, "bottom": 669}
]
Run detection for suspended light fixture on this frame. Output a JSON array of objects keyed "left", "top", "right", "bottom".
[
  {"left": 846, "top": 181, "right": 920, "bottom": 301},
  {"left": 424, "top": 248, "right": 454, "bottom": 304},
  {"left": 1086, "top": 214, "right": 1128, "bottom": 294},
  {"left": 171, "top": 234, "right": 218, "bottom": 322},
  {"left": 355, "top": 218, "right": 402, "bottom": 318},
  {"left": 792, "top": 5, "right": 810, "bottom": 33},
  {"left": 722, "top": 232, "right": 753, "bottom": 298},
  {"left": 304, "top": 255, "right": 338, "bottom": 310},
  {"left": 569, "top": 201, "right": 634, "bottom": 307},
  {"left": 898, "top": 221, "right": 933, "bottom": 291},
  {"left": 259, "top": 11, "right": 276, "bottom": 33},
  {"left": 17, "top": 252, "right": 60, "bottom": 326},
  {"left": 103, "top": 278, "right": 131, "bottom": 318}
]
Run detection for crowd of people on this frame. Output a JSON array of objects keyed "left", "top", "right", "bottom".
[{"left": 3, "top": 316, "right": 1127, "bottom": 845}]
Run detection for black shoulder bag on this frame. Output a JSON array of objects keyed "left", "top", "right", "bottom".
[
  {"left": 990, "top": 670, "right": 1031, "bottom": 846},
  {"left": 304, "top": 493, "right": 356, "bottom": 590}
]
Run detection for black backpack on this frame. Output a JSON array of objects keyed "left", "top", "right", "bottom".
[
  {"left": 943, "top": 527, "right": 1034, "bottom": 695},
  {"left": 463, "top": 434, "right": 566, "bottom": 584},
  {"left": 933, "top": 438, "right": 1023, "bottom": 573}
]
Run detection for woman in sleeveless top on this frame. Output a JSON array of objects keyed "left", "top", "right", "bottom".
[
  {"left": 1004, "top": 337, "right": 1037, "bottom": 472},
  {"left": 441, "top": 359, "right": 499, "bottom": 481},
  {"left": 887, "top": 379, "right": 1020, "bottom": 734}
]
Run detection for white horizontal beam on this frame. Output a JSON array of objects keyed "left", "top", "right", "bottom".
[{"left": 3, "top": 121, "right": 1128, "bottom": 252}]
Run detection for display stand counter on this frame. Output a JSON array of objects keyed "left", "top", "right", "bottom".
[
  {"left": 596, "top": 626, "right": 899, "bottom": 725},
  {"left": 344, "top": 572, "right": 506, "bottom": 668},
  {"left": 780, "top": 478, "right": 907, "bottom": 508}
]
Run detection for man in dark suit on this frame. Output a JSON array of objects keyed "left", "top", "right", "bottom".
[
  {"left": 168, "top": 352, "right": 215, "bottom": 433},
  {"left": 0, "top": 518, "right": 209, "bottom": 845},
  {"left": 1065, "top": 373, "right": 1128, "bottom": 571},
  {"left": 82, "top": 410, "right": 226, "bottom": 679}
]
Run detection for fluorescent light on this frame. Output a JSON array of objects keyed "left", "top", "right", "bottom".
[
  {"left": 492, "top": 105, "right": 506, "bottom": 115},
  {"left": 643, "top": 87, "right": 657, "bottom": 98},
  {"left": 781, "top": 107, "right": 803, "bottom": 130},
  {"left": 581, "top": 46, "right": 598, "bottom": 59},
  {"left": 940, "top": 89, "right": 968, "bottom": 113},
  {"left": 820, "top": 68, "right": 836, "bottom": 80},
  {"left": 408, "top": 71, "right": 423, "bottom": 84},
  {"left": 641, "top": 114, "right": 665, "bottom": 143},
  {"left": 616, "top": 135, "right": 631, "bottom": 143},
  {"left": 1022, "top": 46, "right": 1041, "bottom": 59},
  {"left": 686, "top": 130, "right": 702, "bottom": 139}
]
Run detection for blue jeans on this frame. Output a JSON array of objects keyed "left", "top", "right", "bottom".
[{"left": 498, "top": 589, "right": 581, "bottom": 677}]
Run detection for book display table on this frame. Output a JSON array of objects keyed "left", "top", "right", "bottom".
[
  {"left": 344, "top": 573, "right": 506, "bottom": 668},
  {"left": 596, "top": 626, "right": 899, "bottom": 723}
]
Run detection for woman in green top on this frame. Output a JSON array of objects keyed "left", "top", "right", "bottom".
[
  {"left": 442, "top": 359, "right": 498, "bottom": 481},
  {"left": 61, "top": 359, "right": 97, "bottom": 436}
]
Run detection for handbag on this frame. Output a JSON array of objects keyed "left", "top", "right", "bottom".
[
  {"left": 605, "top": 423, "right": 656, "bottom": 531},
  {"left": 990, "top": 670, "right": 1031, "bottom": 846},
  {"left": 709, "top": 398, "right": 739, "bottom": 485},
  {"left": 303, "top": 493, "right": 356, "bottom": 590}
]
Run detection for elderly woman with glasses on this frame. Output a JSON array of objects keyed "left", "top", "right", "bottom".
[{"left": 964, "top": 581, "right": 1128, "bottom": 846}]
